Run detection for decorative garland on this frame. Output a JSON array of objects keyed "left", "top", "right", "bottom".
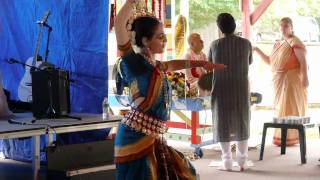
[
  {"left": 158, "top": 0, "right": 161, "bottom": 20},
  {"left": 152, "top": 0, "right": 155, "bottom": 14},
  {"left": 109, "top": 0, "right": 117, "bottom": 32},
  {"left": 110, "top": 0, "right": 166, "bottom": 33},
  {"left": 150, "top": 0, "right": 164, "bottom": 21}
]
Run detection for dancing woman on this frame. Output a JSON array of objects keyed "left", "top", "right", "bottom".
[{"left": 114, "top": 0, "right": 225, "bottom": 179}]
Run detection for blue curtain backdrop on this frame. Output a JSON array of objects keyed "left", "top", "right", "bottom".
[
  {"left": 0, "top": 0, "right": 110, "bottom": 161},
  {"left": 0, "top": 0, "right": 109, "bottom": 113}
]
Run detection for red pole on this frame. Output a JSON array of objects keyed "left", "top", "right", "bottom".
[
  {"left": 241, "top": 0, "right": 251, "bottom": 40},
  {"left": 250, "top": 0, "right": 273, "bottom": 25},
  {"left": 191, "top": 111, "right": 201, "bottom": 145}
]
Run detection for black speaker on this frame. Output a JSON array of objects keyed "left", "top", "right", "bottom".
[
  {"left": 46, "top": 140, "right": 116, "bottom": 180},
  {"left": 31, "top": 68, "right": 70, "bottom": 118}
]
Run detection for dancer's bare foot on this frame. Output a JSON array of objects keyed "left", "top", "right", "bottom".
[
  {"left": 239, "top": 164, "right": 250, "bottom": 172},
  {"left": 240, "top": 166, "right": 245, "bottom": 172}
]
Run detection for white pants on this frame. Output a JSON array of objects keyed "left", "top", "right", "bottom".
[{"left": 219, "top": 140, "right": 248, "bottom": 169}]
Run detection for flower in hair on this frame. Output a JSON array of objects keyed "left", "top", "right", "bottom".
[
  {"left": 126, "top": 0, "right": 157, "bottom": 46},
  {"left": 131, "top": 31, "right": 136, "bottom": 45}
]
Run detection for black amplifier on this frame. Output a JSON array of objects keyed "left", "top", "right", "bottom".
[{"left": 31, "top": 68, "right": 70, "bottom": 118}]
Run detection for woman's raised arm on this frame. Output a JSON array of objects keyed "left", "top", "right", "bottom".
[{"left": 114, "top": 0, "right": 135, "bottom": 46}]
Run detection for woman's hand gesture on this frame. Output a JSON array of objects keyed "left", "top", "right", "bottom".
[{"left": 203, "top": 62, "right": 226, "bottom": 71}]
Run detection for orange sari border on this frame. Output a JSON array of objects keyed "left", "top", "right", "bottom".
[
  {"left": 273, "top": 137, "right": 299, "bottom": 141},
  {"left": 273, "top": 137, "right": 299, "bottom": 146},
  {"left": 114, "top": 145, "right": 154, "bottom": 163},
  {"left": 139, "top": 67, "right": 164, "bottom": 111},
  {"left": 114, "top": 136, "right": 155, "bottom": 163},
  {"left": 283, "top": 52, "right": 300, "bottom": 71}
]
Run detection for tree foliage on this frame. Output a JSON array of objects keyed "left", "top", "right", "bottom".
[
  {"left": 253, "top": 0, "right": 320, "bottom": 32},
  {"left": 175, "top": 0, "right": 320, "bottom": 32},
  {"left": 176, "top": 0, "right": 241, "bottom": 31}
]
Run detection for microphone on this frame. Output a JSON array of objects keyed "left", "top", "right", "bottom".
[
  {"left": 36, "top": 20, "right": 48, "bottom": 25},
  {"left": 36, "top": 11, "right": 51, "bottom": 25}
]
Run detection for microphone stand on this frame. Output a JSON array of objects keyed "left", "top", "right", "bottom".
[
  {"left": 33, "top": 22, "right": 81, "bottom": 122},
  {"left": 46, "top": 78, "right": 56, "bottom": 117},
  {"left": 44, "top": 24, "right": 52, "bottom": 63},
  {"left": 37, "top": 23, "right": 56, "bottom": 120}
]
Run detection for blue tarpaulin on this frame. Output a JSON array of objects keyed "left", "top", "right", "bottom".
[{"left": 0, "top": 0, "right": 110, "bottom": 161}]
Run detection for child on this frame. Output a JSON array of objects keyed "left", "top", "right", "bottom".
[{"left": 183, "top": 33, "right": 208, "bottom": 96}]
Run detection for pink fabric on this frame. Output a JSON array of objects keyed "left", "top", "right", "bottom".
[{"left": 183, "top": 49, "right": 207, "bottom": 96}]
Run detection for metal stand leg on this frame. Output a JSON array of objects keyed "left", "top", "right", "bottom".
[
  {"left": 32, "top": 135, "right": 40, "bottom": 180},
  {"left": 281, "top": 128, "right": 287, "bottom": 155},
  {"left": 298, "top": 126, "right": 306, "bottom": 164},
  {"left": 259, "top": 124, "right": 267, "bottom": 160}
]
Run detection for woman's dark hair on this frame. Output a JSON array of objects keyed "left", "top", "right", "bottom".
[
  {"left": 280, "top": 17, "right": 293, "bottom": 26},
  {"left": 131, "top": 16, "right": 161, "bottom": 47},
  {"left": 280, "top": 17, "right": 293, "bottom": 28},
  {"left": 280, "top": 17, "right": 294, "bottom": 35},
  {"left": 217, "top": 13, "right": 236, "bottom": 34}
]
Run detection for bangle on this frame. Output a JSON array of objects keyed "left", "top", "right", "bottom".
[{"left": 185, "top": 61, "right": 191, "bottom": 69}]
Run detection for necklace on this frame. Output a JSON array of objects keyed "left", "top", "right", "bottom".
[
  {"left": 163, "top": 77, "right": 172, "bottom": 116},
  {"left": 139, "top": 53, "right": 156, "bottom": 67}
]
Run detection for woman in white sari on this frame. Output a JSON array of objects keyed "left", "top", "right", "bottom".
[{"left": 254, "top": 17, "right": 308, "bottom": 146}]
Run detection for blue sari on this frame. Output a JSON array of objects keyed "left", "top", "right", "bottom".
[{"left": 114, "top": 49, "right": 196, "bottom": 180}]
